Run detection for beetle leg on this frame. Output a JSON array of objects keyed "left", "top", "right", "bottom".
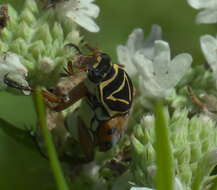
[
  {"left": 4, "top": 74, "right": 65, "bottom": 106},
  {"left": 187, "top": 86, "right": 209, "bottom": 112},
  {"left": 61, "top": 61, "right": 74, "bottom": 77},
  {"left": 65, "top": 43, "right": 83, "bottom": 55},
  {"left": 66, "top": 61, "right": 74, "bottom": 75},
  {"left": 4, "top": 74, "right": 33, "bottom": 92},
  {"left": 84, "top": 44, "right": 99, "bottom": 54},
  {"left": 53, "top": 82, "right": 88, "bottom": 112},
  {"left": 77, "top": 116, "right": 94, "bottom": 162}
]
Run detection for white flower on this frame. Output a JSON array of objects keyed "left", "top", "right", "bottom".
[
  {"left": 200, "top": 34, "right": 217, "bottom": 87},
  {"left": 130, "top": 188, "right": 154, "bottom": 190},
  {"left": 0, "top": 52, "right": 29, "bottom": 94},
  {"left": 117, "top": 25, "right": 162, "bottom": 76},
  {"left": 56, "top": 0, "right": 100, "bottom": 32},
  {"left": 135, "top": 40, "right": 192, "bottom": 99},
  {"left": 187, "top": 0, "right": 217, "bottom": 23}
]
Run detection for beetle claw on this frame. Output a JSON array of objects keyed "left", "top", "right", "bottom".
[{"left": 65, "top": 43, "right": 83, "bottom": 54}]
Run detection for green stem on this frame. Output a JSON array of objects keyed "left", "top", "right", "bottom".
[
  {"left": 33, "top": 88, "right": 69, "bottom": 190},
  {"left": 154, "top": 101, "right": 174, "bottom": 190}
]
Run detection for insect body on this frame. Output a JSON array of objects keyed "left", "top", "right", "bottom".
[
  {"left": 4, "top": 44, "right": 134, "bottom": 162},
  {"left": 63, "top": 45, "right": 134, "bottom": 160}
]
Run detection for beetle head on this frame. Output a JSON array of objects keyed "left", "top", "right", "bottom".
[{"left": 66, "top": 43, "right": 113, "bottom": 83}]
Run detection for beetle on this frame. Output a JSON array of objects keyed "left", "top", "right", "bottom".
[{"left": 4, "top": 44, "right": 134, "bottom": 162}]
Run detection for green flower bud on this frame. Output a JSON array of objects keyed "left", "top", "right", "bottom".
[
  {"left": 131, "top": 135, "right": 146, "bottom": 155},
  {"left": 52, "top": 22, "right": 64, "bottom": 42},
  {"left": 23, "top": 0, "right": 38, "bottom": 14},
  {"left": 10, "top": 38, "right": 28, "bottom": 55},
  {"left": 14, "top": 22, "right": 33, "bottom": 41},
  {"left": 22, "top": 59, "right": 35, "bottom": 71},
  {"left": 178, "top": 164, "right": 192, "bottom": 186},
  {"left": 65, "top": 30, "right": 82, "bottom": 45},
  {"left": 29, "top": 40, "right": 46, "bottom": 60},
  {"left": 0, "top": 41, "right": 8, "bottom": 52},
  {"left": 1, "top": 28, "right": 12, "bottom": 42},
  {"left": 20, "top": 9, "right": 36, "bottom": 25},
  {"left": 34, "top": 24, "right": 52, "bottom": 44},
  {"left": 174, "top": 146, "right": 191, "bottom": 165}
]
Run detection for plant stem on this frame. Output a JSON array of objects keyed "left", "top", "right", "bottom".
[
  {"left": 154, "top": 101, "right": 174, "bottom": 190},
  {"left": 34, "top": 88, "right": 69, "bottom": 190}
]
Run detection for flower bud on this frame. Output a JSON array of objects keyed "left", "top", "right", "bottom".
[
  {"left": 20, "top": 9, "right": 36, "bottom": 25},
  {"left": 52, "top": 22, "right": 64, "bottom": 42},
  {"left": 23, "top": 0, "right": 38, "bottom": 14},
  {"left": 34, "top": 24, "right": 52, "bottom": 44}
]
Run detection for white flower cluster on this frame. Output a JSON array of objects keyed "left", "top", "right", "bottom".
[
  {"left": 187, "top": 0, "right": 217, "bottom": 23},
  {"left": 56, "top": 0, "right": 100, "bottom": 32},
  {"left": 117, "top": 26, "right": 192, "bottom": 99}
]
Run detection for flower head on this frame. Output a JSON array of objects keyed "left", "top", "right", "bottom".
[
  {"left": 117, "top": 25, "right": 162, "bottom": 76},
  {"left": 135, "top": 40, "right": 192, "bottom": 99},
  {"left": 56, "top": 0, "right": 100, "bottom": 32},
  {"left": 187, "top": 0, "right": 217, "bottom": 23}
]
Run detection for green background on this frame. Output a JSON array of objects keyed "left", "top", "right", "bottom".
[{"left": 0, "top": 0, "right": 216, "bottom": 189}]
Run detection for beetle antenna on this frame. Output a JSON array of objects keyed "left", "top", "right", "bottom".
[
  {"left": 84, "top": 44, "right": 99, "bottom": 54},
  {"left": 65, "top": 43, "right": 83, "bottom": 54}
]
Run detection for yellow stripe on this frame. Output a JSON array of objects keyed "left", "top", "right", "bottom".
[{"left": 106, "top": 73, "right": 129, "bottom": 104}]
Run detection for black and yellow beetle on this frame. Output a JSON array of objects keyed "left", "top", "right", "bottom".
[{"left": 4, "top": 44, "right": 134, "bottom": 162}]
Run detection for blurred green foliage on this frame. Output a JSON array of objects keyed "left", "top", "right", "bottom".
[
  {"left": 0, "top": 0, "right": 217, "bottom": 189},
  {"left": 0, "top": 119, "right": 56, "bottom": 190}
]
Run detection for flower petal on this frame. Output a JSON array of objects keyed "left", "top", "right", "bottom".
[
  {"left": 153, "top": 40, "right": 171, "bottom": 76},
  {"left": 127, "top": 28, "right": 145, "bottom": 54},
  {"left": 200, "top": 34, "right": 217, "bottom": 72},
  {"left": 144, "top": 24, "right": 162, "bottom": 49},
  {"left": 117, "top": 45, "right": 137, "bottom": 76},
  {"left": 196, "top": 8, "right": 217, "bottom": 23},
  {"left": 67, "top": 11, "right": 99, "bottom": 32},
  {"left": 139, "top": 25, "right": 162, "bottom": 59},
  {"left": 169, "top": 53, "right": 192, "bottom": 86},
  {"left": 134, "top": 51, "right": 154, "bottom": 79},
  {"left": 79, "top": 2, "right": 100, "bottom": 18},
  {"left": 187, "top": 0, "right": 217, "bottom": 9}
]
